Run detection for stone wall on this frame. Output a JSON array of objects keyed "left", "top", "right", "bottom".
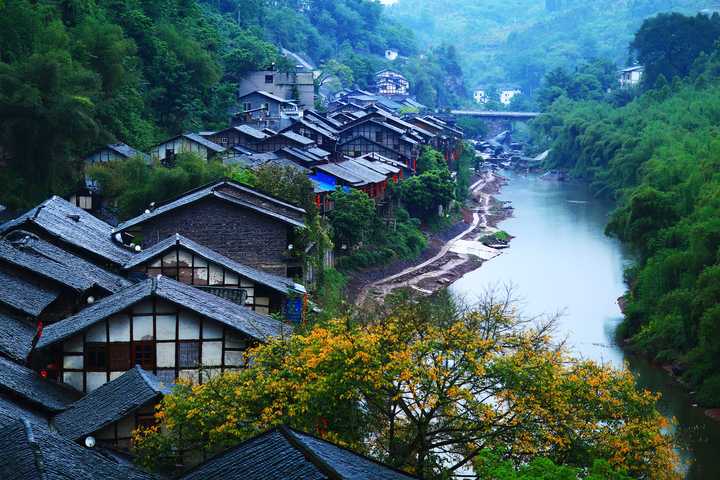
[{"left": 138, "top": 197, "right": 291, "bottom": 276}]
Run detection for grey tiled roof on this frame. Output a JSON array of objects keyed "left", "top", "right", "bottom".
[
  {"left": 0, "top": 267, "right": 59, "bottom": 317},
  {"left": 0, "top": 356, "right": 79, "bottom": 413},
  {"left": 37, "top": 276, "right": 292, "bottom": 349},
  {"left": 0, "top": 196, "right": 133, "bottom": 265},
  {"left": 123, "top": 234, "right": 301, "bottom": 295},
  {"left": 17, "top": 238, "right": 131, "bottom": 293},
  {"left": 235, "top": 124, "right": 268, "bottom": 140},
  {"left": 54, "top": 366, "right": 171, "bottom": 441},
  {"left": 281, "top": 131, "right": 316, "bottom": 146},
  {"left": 0, "top": 311, "right": 35, "bottom": 363},
  {"left": 180, "top": 426, "right": 419, "bottom": 480},
  {"left": 353, "top": 157, "right": 400, "bottom": 175},
  {"left": 184, "top": 133, "right": 226, "bottom": 153},
  {"left": 0, "top": 240, "right": 95, "bottom": 292},
  {"left": 117, "top": 180, "right": 306, "bottom": 231},
  {"left": 0, "top": 419, "right": 155, "bottom": 480},
  {"left": 0, "top": 395, "right": 48, "bottom": 429},
  {"left": 315, "top": 163, "right": 365, "bottom": 186}
]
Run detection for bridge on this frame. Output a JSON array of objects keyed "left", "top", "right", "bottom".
[{"left": 449, "top": 110, "right": 542, "bottom": 137}]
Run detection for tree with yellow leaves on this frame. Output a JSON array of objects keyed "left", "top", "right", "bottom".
[{"left": 133, "top": 290, "right": 679, "bottom": 479}]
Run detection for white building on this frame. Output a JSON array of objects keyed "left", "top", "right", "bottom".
[
  {"left": 619, "top": 66, "right": 644, "bottom": 88},
  {"left": 499, "top": 88, "right": 522, "bottom": 106},
  {"left": 473, "top": 89, "right": 489, "bottom": 104}
]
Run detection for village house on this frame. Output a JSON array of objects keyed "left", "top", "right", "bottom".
[
  {"left": 237, "top": 68, "right": 315, "bottom": 110},
  {"left": 0, "top": 419, "right": 153, "bottom": 479},
  {"left": 280, "top": 117, "right": 339, "bottom": 152},
  {"left": 619, "top": 65, "right": 644, "bottom": 88},
  {"left": 151, "top": 133, "right": 225, "bottom": 166},
  {"left": 200, "top": 124, "right": 268, "bottom": 150},
  {"left": 34, "top": 275, "right": 291, "bottom": 392},
  {"left": 115, "top": 180, "right": 306, "bottom": 277},
  {"left": 499, "top": 86, "right": 522, "bottom": 105},
  {"left": 236, "top": 91, "right": 301, "bottom": 131},
  {"left": 85, "top": 143, "right": 149, "bottom": 165},
  {"left": 314, "top": 157, "right": 398, "bottom": 201},
  {"left": 375, "top": 69, "right": 410, "bottom": 96},
  {"left": 122, "top": 233, "right": 306, "bottom": 319},
  {"left": 52, "top": 366, "right": 170, "bottom": 452},
  {"left": 336, "top": 111, "right": 421, "bottom": 171},
  {"left": 0, "top": 238, "right": 131, "bottom": 334},
  {"left": 254, "top": 130, "right": 317, "bottom": 153},
  {"left": 0, "top": 196, "right": 134, "bottom": 268}
]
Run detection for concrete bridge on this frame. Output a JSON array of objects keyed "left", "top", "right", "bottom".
[{"left": 449, "top": 110, "right": 542, "bottom": 137}]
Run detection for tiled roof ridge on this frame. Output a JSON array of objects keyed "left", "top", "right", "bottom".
[
  {"left": 283, "top": 426, "right": 421, "bottom": 480},
  {"left": 21, "top": 419, "right": 46, "bottom": 480},
  {"left": 280, "top": 426, "right": 342, "bottom": 480}
]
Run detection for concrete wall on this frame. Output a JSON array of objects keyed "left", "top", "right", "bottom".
[{"left": 238, "top": 70, "right": 315, "bottom": 109}]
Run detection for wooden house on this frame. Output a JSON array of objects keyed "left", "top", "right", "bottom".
[
  {"left": 0, "top": 418, "right": 153, "bottom": 479},
  {"left": 35, "top": 276, "right": 291, "bottom": 393},
  {"left": 314, "top": 158, "right": 391, "bottom": 200},
  {"left": 236, "top": 91, "right": 300, "bottom": 131},
  {"left": 151, "top": 133, "right": 226, "bottom": 166},
  {"left": 201, "top": 124, "right": 268, "bottom": 150},
  {"left": 337, "top": 115, "right": 420, "bottom": 171},
  {"left": 115, "top": 180, "right": 306, "bottom": 277},
  {"left": 52, "top": 366, "right": 170, "bottom": 452},
  {"left": 0, "top": 196, "right": 134, "bottom": 268},
  {"left": 280, "top": 118, "right": 338, "bottom": 152},
  {"left": 84, "top": 143, "right": 149, "bottom": 165},
  {"left": 123, "top": 233, "right": 306, "bottom": 319},
  {"left": 0, "top": 238, "right": 131, "bottom": 335},
  {"left": 255, "top": 130, "right": 316, "bottom": 153}
]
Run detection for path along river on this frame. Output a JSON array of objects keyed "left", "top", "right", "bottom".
[{"left": 450, "top": 172, "right": 720, "bottom": 479}]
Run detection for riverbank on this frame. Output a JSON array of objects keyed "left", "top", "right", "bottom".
[{"left": 350, "top": 170, "right": 511, "bottom": 304}]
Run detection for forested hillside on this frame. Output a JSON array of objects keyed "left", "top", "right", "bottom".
[
  {"left": 530, "top": 12, "right": 720, "bottom": 405},
  {"left": 0, "top": 0, "right": 464, "bottom": 211},
  {"left": 386, "top": 0, "right": 713, "bottom": 96}
]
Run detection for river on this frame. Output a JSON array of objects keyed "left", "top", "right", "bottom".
[{"left": 450, "top": 172, "right": 720, "bottom": 479}]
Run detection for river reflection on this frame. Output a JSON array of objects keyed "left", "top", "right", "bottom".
[{"left": 450, "top": 172, "right": 720, "bottom": 479}]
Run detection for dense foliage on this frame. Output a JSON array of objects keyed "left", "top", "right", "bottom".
[
  {"left": 530, "top": 13, "right": 720, "bottom": 404},
  {"left": 386, "top": 0, "right": 709, "bottom": 100},
  {"left": 134, "top": 291, "right": 678, "bottom": 479},
  {"left": 0, "top": 0, "right": 463, "bottom": 210}
]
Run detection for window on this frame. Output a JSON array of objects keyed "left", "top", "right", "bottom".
[
  {"left": 178, "top": 342, "right": 200, "bottom": 368},
  {"left": 77, "top": 195, "right": 92, "bottom": 210},
  {"left": 109, "top": 343, "right": 131, "bottom": 370},
  {"left": 220, "top": 137, "right": 228, "bottom": 145},
  {"left": 265, "top": 74, "right": 274, "bottom": 84},
  {"left": 136, "top": 413, "right": 156, "bottom": 430},
  {"left": 133, "top": 342, "right": 155, "bottom": 370},
  {"left": 86, "top": 344, "right": 106, "bottom": 370},
  {"left": 375, "top": 131, "right": 384, "bottom": 143},
  {"left": 243, "top": 102, "right": 252, "bottom": 112}
]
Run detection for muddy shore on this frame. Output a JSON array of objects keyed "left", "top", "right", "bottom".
[{"left": 349, "top": 171, "right": 512, "bottom": 305}]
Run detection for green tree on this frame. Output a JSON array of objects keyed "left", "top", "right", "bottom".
[
  {"left": 399, "top": 168, "right": 455, "bottom": 221},
  {"left": 328, "top": 189, "right": 376, "bottom": 248},
  {"left": 632, "top": 13, "right": 720, "bottom": 87}
]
